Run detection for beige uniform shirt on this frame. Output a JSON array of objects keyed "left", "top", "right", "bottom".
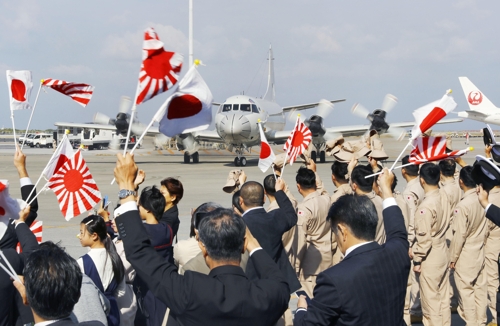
[
  {"left": 449, "top": 189, "right": 487, "bottom": 278},
  {"left": 402, "top": 177, "right": 425, "bottom": 246},
  {"left": 485, "top": 187, "right": 500, "bottom": 242},
  {"left": 440, "top": 178, "right": 462, "bottom": 226},
  {"left": 365, "top": 191, "right": 385, "bottom": 244},
  {"left": 294, "top": 190, "right": 332, "bottom": 279},
  {"left": 330, "top": 183, "right": 352, "bottom": 204},
  {"left": 395, "top": 191, "right": 409, "bottom": 231},
  {"left": 413, "top": 189, "right": 450, "bottom": 264}
]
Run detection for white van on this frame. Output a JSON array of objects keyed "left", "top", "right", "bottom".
[{"left": 28, "top": 133, "right": 54, "bottom": 148}]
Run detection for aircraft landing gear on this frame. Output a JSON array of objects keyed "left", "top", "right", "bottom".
[
  {"left": 311, "top": 151, "right": 317, "bottom": 163},
  {"left": 184, "top": 152, "right": 200, "bottom": 164},
  {"left": 234, "top": 157, "right": 247, "bottom": 167},
  {"left": 320, "top": 150, "right": 326, "bottom": 163}
]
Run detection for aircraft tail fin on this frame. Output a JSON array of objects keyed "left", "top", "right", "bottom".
[
  {"left": 459, "top": 77, "right": 498, "bottom": 114},
  {"left": 263, "top": 45, "right": 275, "bottom": 102}
]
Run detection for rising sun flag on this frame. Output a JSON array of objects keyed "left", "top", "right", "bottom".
[
  {"left": 47, "top": 150, "right": 101, "bottom": 220},
  {"left": 283, "top": 116, "right": 312, "bottom": 165}
]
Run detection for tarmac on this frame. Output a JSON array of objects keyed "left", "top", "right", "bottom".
[{"left": 0, "top": 135, "right": 486, "bottom": 325}]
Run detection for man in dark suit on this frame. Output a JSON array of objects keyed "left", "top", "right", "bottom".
[
  {"left": 239, "top": 179, "right": 301, "bottom": 293},
  {"left": 13, "top": 241, "right": 103, "bottom": 326},
  {"left": 113, "top": 153, "right": 290, "bottom": 326},
  {"left": 294, "top": 168, "right": 410, "bottom": 326}
]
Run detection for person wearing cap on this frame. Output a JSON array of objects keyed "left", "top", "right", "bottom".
[
  {"left": 400, "top": 155, "right": 425, "bottom": 321},
  {"left": 292, "top": 161, "right": 332, "bottom": 298},
  {"left": 412, "top": 163, "right": 451, "bottom": 325},
  {"left": 473, "top": 154, "right": 500, "bottom": 326},
  {"left": 349, "top": 162, "right": 385, "bottom": 244},
  {"left": 449, "top": 165, "right": 488, "bottom": 326}
]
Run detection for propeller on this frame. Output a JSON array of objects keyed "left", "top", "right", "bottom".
[
  {"left": 287, "top": 110, "right": 306, "bottom": 123},
  {"left": 316, "top": 99, "right": 335, "bottom": 118},
  {"left": 93, "top": 96, "right": 133, "bottom": 136},
  {"left": 381, "top": 94, "right": 397, "bottom": 113},
  {"left": 387, "top": 126, "right": 407, "bottom": 141},
  {"left": 351, "top": 103, "right": 371, "bottom": 120}
]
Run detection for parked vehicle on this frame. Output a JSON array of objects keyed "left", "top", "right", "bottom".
[{"left": 28, "top": 133, "right": 54, "bottom": 148}]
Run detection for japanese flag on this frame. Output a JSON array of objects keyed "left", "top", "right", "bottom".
[
  {"left": 411, "top": 90, "right": 457, "bottom": 140},
  {"left": 6, "top": 70, "right": 33, "bottom": 111},
  {"left": 42, "top": 137, "right": 74, "bottom": 180},
  {"left": 157, "top": 65, "right": 213, "bottom": 137},
  {"left": 258, "top": 123, "right": 275, "bottom": 172},
  {"left": 283, "top": 116, "right": 312, "bottom": 165}
]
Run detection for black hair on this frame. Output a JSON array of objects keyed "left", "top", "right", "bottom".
[
  {"left": 327, "top": 194, "right": 378, "bottom": 241},
  {"left": 232, "top": 191, "right": 244, "bottom": 215},
  {"left": 239, "top": 181, "right": 265, "bottom": 207},
  {"left": 80, "top": 215, "right": 124, "bottom": 285},
  {"left": 160, "top": 177, "right": 184, "bottom": 205},
  {"left": 391, "top": 173, "right": 398, "bottom": 193},
  {"left": 263, "top": 174, "right": 277, "bottom": 196},
  {"left": 419, "top": 163, "right": 440, "bottom": 186},
  {"left": 402, "top": 155, "right": 419, "bottom": 177},
  {"left": 296, "top": 167, "right": 316, "bottom": 190},
  {"left": 139, "top": 185, "right": 166, "bottom": 221},
  {"left": 190, "top": 202, "right": 223, "bottom": 237},
  {"left": 197, "top": 208, "right": 246, "bottom": 262},
  {"left": 24, "top": 242, "right": 82, "bottom": 320},
  {"left": 351, "top": 165, "right": 375, "bottom": 193},
  {"left": 438, "top": 159, "right": 456, "bottom": 177},
  {"left": 459, "top": 165, "right": 476, "bottom": 189},
  {"left": 331, "top": 161, "right": 348, "bottom": 183}
]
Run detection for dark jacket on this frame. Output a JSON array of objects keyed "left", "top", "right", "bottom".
[
  {"left": 293, "top": 203, "right": 411, "bottom": 326},
  {"left": 116, "top": 208, "right": 289, "bottom": 326},
  {"left": 161, "top": 205, "right": 180, "bottom": 238},
  {"left": 242, "top": 190, "right": 301, "bottom": 293}
]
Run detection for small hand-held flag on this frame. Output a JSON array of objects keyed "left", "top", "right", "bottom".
[
  {"left": 411, "top": 90, "right": 457, "bottom": 140},
  {"left": 16, "top": 220, "right": 42, "bottom": 253},
  {"left": 136, "top": 27, "right": 183, "bottom": 105},
  {"left": 47, "top": 150, "right": 101, "bottom": 220},
  {"left": 42, "top": 79, "right": 94, "bottom": 107},
  {"left": 409, "top": 136, "right": 472, "bottom": 164},
  {"left": 6, "top": 70, "right": 33, "bottom": 111},
  {"left": 158, "top": 64, "right": 213, "bottom": 137},
  {"left": 283, "top": 116, "right": 312, "bottom": 166},
  {"left": 258, "top": 122, "right": 275, "bottom": 172},
  {"left": 42, "top": 136, "right": 75, "bottom": 180}
]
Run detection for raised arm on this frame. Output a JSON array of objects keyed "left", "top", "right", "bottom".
[
  {"left": 15, "top": 150, "right": 38, "bottom": 226},
  {"left": 378, "top": 169, "right": 408, "bottom": 245},
  {"left": 275, "top": 178, "right": 298, "bottom": 232}
]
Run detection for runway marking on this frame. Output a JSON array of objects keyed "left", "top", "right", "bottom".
[
  {"left": 202, "top": 149, "right": 210, "bottom": 154},
  {"left": 167, "top": 149, "right": 174, "bottom": 154},
  {"left": 147, "top": 151, "right": 151, "bottom": 155},
  {"left": 157, "top": 150, "right": 163, "bottom": 154}
]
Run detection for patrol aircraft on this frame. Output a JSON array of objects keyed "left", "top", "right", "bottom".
[
  {"left": 457, "top": 77, "right": 500, "bottom": 126},
  {"left": 55, "top": 47, "right": 462, "bottom": 166}
]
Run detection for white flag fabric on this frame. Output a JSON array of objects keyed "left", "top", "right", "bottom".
[
  {"left": 258, "top": 123, "right": 276, "bottom": 172},
  {"left": 411, "top": 91, "right": 457, "bottom": 140},
  {"left": 158, "top": 65, "right": 213, "bottom": 137},
  {"left": 0, "top": 180, "right": 23, "bottom": 241},
  {"left": 42, "top": 137, "right": 74, "bottom": 180},
  {"left": 6, "top": 70, "right": 33, "bottom": 111}
]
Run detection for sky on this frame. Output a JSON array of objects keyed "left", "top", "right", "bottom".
[{"left": 1, "top": 0, "right": 499, "bottom": 133}]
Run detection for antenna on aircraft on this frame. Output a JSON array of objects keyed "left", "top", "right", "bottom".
[
  {"left": 189, "top": 0, "right": 194, "bottom": 68},
  {"left": 263, "top": 45, "right": 275, "bottom": 102}
]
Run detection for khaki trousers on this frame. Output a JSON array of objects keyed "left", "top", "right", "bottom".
[
  {"left": 455, "top": 266, "right": 487, "bottom": 326},
  {"left": 484, "top": 236, "right": 500, "bottom": 323},
  {"left": 419, "top": 262, "right": 451, "bottom": 326}
]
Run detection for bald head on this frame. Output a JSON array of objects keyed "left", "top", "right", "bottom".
[{"left": 240, "top": 181, "right": 265, "bottom": 208}]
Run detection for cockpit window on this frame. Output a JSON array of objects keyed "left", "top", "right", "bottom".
[
  {"left": 222, "top": 104, "right": 232, "bottom": 112},
  {"left": 232, "top": 104, "right": 239, "bottom": 111},
  {"left": 240, "top": 104, "right": 251, "bottom": 112},
  {"left": 251, "top": 104, "right": 259, "bottom": 113}
]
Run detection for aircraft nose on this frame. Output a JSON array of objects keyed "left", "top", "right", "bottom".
[{"left": 216, "top": 113, "right": 251, "bottom": 142}]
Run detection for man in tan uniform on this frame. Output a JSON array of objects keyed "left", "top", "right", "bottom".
[
  {"left": 293, "top": 165, "right": 332, "bottom": 298},
  {"left": 350, "top": 163, "right": 385, "bottom": 244},
  {"left": 330, "top": 160, "right": 352, "bottom": 264},
  {"left": 449, "top": 166, "right": 488, "bottom": 325},
  {"left": 401, "top": 155, "right": 426, "bottom": 322},
  {"left": 413, "top": 163, "right": 451, "bottom": 325},
  {"left": 485, "top": 184, "right": 500, "bottom": 325}
]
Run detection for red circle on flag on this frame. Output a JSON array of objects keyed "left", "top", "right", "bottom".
[
  {"left": 144, "top": 50, "right": 175, "bottom": 79},
  {"left": 167, "top": 95, "right": 202, "bottom": 120},
  {"left": 11, "top": 79, "right": 27, "bottom": 102},
  {"left": 260, "top": 142, "right": 271, "bottom": 159},
  {"left": 292, "top": 131, "right": 304, "bottom": 147},
  {"left": 0, "top": 206, "right": 4, "bottom": 216},
  {"left": 64, "top": 169, "right": 84, "bottom": 192}
]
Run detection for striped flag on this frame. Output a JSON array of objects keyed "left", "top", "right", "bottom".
[
  {"left": 409, "top": 136, "right": 470, "bottom": 164},
  {"left": 283, "top": 116, "right": 312, "bottom": 165},
  {"left": 136, "top": 27, "right": 183, "bottom": 105},
  {"left": 16, "top": 221, "right": 42, "bottom": 253},
  {"left": 42, "top": 78, "right": 94, "bottom": 107}
]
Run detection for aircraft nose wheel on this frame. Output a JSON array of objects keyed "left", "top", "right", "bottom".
[
  {"left": 184, "top": 152, "right": 191, "bottom": 163},
  {"left": 234, "top": 157, "right": 247, "bottom": 166},
  {"left": 240, "top": 157, "right": 247, "bottom": 166}
]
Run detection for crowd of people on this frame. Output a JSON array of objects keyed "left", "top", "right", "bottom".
[{"left": 2, "top": 132, "right": 500, "bottom": 326}]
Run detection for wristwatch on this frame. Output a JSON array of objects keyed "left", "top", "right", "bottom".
[{"left": 118, "top": 189, "right": 136, "bottom": 199}]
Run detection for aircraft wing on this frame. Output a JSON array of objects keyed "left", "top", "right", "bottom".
[
  {"left": 54, "top": 122, "right": 118, "bottom": 131},
  {"left": 192, "top": 129, "right": 224, "bottom": 143},
  {"left": 387, "top": 118, "right": 464, "bottom": 129},
  {"left": 282, "top": 99, "right": 346, "bottom": 112}
]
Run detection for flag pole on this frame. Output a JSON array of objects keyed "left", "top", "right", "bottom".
[
  {"left": 21, "top": 81, "right": 43, "bottom": 150},
  {"left": 10, "top": 110, "right": 18, "bottom": 151},
  {"left": 366, "top": 162, "right": 413, "bottom": 178},
  {"left": 26, "top": 183, "right": 48, "bottom": 207},
  {"left": 388, "top": 139, "right": 413, "bottom": 171},
  {"left": 122, "top": 83, "right": 141, "bottom": 156},
  {"left": 26, "top": 133, "right": 68, "bottom": 201},
  {"left": 281, "top": 115, "right": 300, "bottom": 177}
]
